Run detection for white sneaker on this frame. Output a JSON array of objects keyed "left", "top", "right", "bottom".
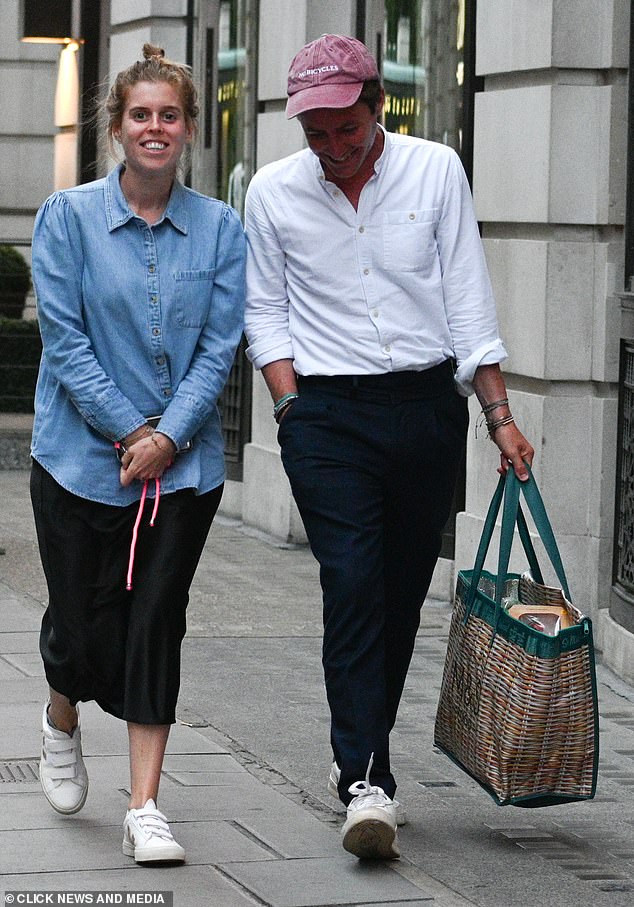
[
  {"left": 39, "top": 702, "right": 88, "bottom": 815},
  {"left": 341, "top": 756, "right": 399, "bottom": 860},
  {"left": 123, "top": 799, "right": 185, "bottom": 863},
  {"left": 329, "top": 761, "right": 407, "bottom": 825}
]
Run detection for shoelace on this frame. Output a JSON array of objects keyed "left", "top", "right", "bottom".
[
  {"left": 347, "top": 752, "right": 392, "bottom": 810},
  {"left": 131, "top": 804, "right": 174, "bottom": 842},
  {"left": 126, "top": 478, "right": 160, "bottom": 591}
]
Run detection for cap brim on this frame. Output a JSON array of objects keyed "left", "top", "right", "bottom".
[{"left": 286, "top": 82, "right": 364, "bottom": 119}]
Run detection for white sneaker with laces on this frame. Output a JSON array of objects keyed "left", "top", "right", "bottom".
[
  {"left": 341, "top": 755, "right": 399, "bottom": 860},
  {"left": 39, "top": 702, "right": 89, "bottom": 815},
  {"left": 329, "top": 761, "right": 407, "bottom": 825},
  {"left": 123, "top": 799, "right": 185, "bottom": 863}
]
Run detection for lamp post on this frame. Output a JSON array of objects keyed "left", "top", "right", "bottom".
[{"left": 21, "top": 1, "right": 82, "bottom": 190}]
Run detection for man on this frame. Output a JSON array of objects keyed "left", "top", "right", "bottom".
[{"left": 244, "top": 34, "right": 533, "bottom": 860}]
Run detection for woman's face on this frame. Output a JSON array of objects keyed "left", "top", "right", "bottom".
[{"left": 114, "top": 80, "right": 192, "bottom": 180}]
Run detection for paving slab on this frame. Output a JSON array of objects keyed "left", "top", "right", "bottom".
[
  {"left": 221, "top": 856, "right": 433, "bottom": 906},
  {"left": 1, "top": 867, "right": 259, "bottom": 907}
]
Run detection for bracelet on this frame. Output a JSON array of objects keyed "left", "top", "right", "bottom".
[
  {"left": 273, "top": 392, "right": 299, "bottom": 421},
  {"left": 274, "top": 399, "right": 297, "bottom": 424},
  {"left": 151, "top": 432, "right": 174, "bottom": 454},
  {"left": 481, "top": 397, "right": 509, "bottom": 416},
  {"left": 487, "top": 415, "right": 515, "bottom": 435}
]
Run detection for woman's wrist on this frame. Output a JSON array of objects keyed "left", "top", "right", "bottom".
[
  {"left": 121, "top": 423, "right": 153, "bottom": 449},
  {"left": 151, "top": 432, "right": 177, "bottom": 456}
]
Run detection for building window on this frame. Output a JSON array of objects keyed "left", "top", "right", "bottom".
[
  {"left": 381, "top": 1, "right": 476, "bottom": 557},
  {"left": 611, "top": 9, "right": 634, "bottom": 627},
  {"left": 383, "top": 0, "right": 466, "bottom": 153},
  {"left": 216, "top": 0, "right": 251, "bottom": 217},
  {"left": 195, "top": 0, "right": 256, "bottom": 480},
  {"left": 615, "top": 341, "right": 634, "bottom": 597}
]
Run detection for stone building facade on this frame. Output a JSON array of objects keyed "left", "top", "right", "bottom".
[{"left": 2, "top": 0, "right": 632, "bottom": 681}]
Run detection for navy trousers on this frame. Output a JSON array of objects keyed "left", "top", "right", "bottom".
[{"left": 278, "top": 362, "right": 468, "bottom": 804}]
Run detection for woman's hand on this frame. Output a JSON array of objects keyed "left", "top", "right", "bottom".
[{"left": 119, "top": 432, "right": 176, "bottom": 487}]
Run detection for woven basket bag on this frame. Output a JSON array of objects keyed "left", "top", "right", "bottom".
[{"left": 434, "top": 467, "right": 599, "bottom": 808}]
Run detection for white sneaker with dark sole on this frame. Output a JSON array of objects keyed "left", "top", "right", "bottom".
[
  {"left": 329, "top": 761, "right": 406, "bottom": 825},
  {"left": 123, "top": 799, "right": 185, "bottom": 863},
  {"left": 39, "top": 702, "right": 88, "bottom": 815},
  {"left": 341, "top": 757, "right": 399, "bottom": 860}
]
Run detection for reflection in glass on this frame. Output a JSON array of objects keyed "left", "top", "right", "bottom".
[
  {"left": 216, "top": 0, "right": 253, "bottom": 219},
  {"left": 383, "top": 0, "right": 465, "bottom": 153},
  {"left": 212, "top": 0, "right": 255, "bottom": 476}
]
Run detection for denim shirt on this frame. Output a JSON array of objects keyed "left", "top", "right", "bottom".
[{"left": 31, "top": 164, "right": 246, "bottom": 505}]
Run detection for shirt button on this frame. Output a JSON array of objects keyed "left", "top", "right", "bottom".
[
  {"left": 333, "top": 190, "right": 341, "bottom": 197},
  {"left": 371, "top": 309, "right": 379, "bottom": 318},
  {"left": 385, "top": 344, "right": 391, "bottom": 352},
  {"left": 151, "top": 295, "right": 158, "bottom": 303},
  {"left": 164, "top": 388, "right": 172, "bottom": 396},
  {"left": 409, "top": 213, "right": 415, "bottom": 220},
  {"left": 149, "top": 264, "right": 156, "bottom": 273},
  {"left": 156, "top": 356, "right": 165, "bottom": 365},
  {"left": 359, "top": 226, "right": 365, "bottom": 233},
  {"left": 363, "top": 268, "right": 369, "bottom": 275},
  {"left": 152, "top": 328, "right": 160, "bottom": 336}
]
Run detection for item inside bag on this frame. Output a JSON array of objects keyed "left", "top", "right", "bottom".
[{"left": 505, "top": 603, "right": 574, "bottom": 636}]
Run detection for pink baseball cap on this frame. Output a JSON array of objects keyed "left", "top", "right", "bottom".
[{"left": 286, "top": 34, "right": 380, "bottom": 119}]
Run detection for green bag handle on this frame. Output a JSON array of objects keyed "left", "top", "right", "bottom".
[
  {"left": 465, "top": 470, "right": 543, "bottom": 617},
  {"left": 496, "top": 463, "right": 571, "bottom": 604}
]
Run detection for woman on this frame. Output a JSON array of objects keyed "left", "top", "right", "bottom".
[{"left": 30, "top": 44, "right": 246, "bottom": 864}]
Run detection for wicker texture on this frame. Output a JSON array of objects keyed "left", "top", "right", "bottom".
[{"left": 434, "top": 572, "right": 598, "bottom": 806}]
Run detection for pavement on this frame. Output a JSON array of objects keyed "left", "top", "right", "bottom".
[{"left": 2, "top": 466, "right": 634, "bottom": 907}]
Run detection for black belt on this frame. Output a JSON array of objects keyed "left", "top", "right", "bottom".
[{"left": 297, "top": 360, "right": 455, "bottom": 400}]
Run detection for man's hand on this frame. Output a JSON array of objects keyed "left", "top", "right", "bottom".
[
  {"left": 490, "top": 421, "right": 534, "bottom": 482},
  {"left": 472, "top": 363, "right": 534, "bottom": 482}
]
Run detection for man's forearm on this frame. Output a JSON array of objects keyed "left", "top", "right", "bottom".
[{"left": 261, "top": 359, "right": 298, "bottom": 402}]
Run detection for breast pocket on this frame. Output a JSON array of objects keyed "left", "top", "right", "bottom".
[
  {"left": 173, "top": 269, "right": 215, "bottom": 327},
  {"left": 383, "top": 209, "right": 439, "bottom": 272}
]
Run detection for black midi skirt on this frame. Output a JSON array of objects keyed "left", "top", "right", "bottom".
[{"left": 30, "top": 460, "right": 221, "bottom": 724}]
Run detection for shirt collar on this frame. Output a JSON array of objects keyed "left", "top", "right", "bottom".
[{"left": 104, "top": 163, "right": 189, "bottom": 234}]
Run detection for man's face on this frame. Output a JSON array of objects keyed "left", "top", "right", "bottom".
[{"left": 298, "top": 95, "right": 384, "bottom": 183}]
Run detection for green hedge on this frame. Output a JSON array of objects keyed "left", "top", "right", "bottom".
[{"left": 0, "top": 317, "right": 41, "bottom": 413}]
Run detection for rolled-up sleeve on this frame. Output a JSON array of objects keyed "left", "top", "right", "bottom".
[{"left": 436, "top": 151, "right": 507, "bottom": 396}]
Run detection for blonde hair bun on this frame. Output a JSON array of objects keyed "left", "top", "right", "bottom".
[{"left": 142, "top": 44, "right": 165, "bottom": 62}]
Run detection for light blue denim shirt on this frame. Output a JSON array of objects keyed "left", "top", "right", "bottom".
[{"left": 31, "top": 164, "right": 246, "bottom": 505}]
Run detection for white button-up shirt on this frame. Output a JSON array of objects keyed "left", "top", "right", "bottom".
[{"left": 244, "top": 126, "right": 505, "bottom": 395}]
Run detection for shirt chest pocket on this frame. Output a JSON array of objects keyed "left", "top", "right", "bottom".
[
  {"left": 173, "top": 269, "right": 215, "bottom": 327},
  {"left": 382, "top": 209, "right": 439, "bottom": 272}
]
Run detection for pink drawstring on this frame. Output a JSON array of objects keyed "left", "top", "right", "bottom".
[{"left": 126, "top": 477, "right": 160, "bottom": 591}]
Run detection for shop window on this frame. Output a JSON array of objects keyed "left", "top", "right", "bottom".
[
  {"left": 381, "top": 1, "right": 477, "bottom": 557},
  {"left": 196, "top": 0, "right": 256, "bottom": 480},
  {"left": 383, "top": 0, "right": 466, "bottom": 153},
  {"left": 615, "top": 342, "right": 634, "bottom": 597},
  {"left": 611, "top": 9, "right": 634, "bottom": 628}
]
